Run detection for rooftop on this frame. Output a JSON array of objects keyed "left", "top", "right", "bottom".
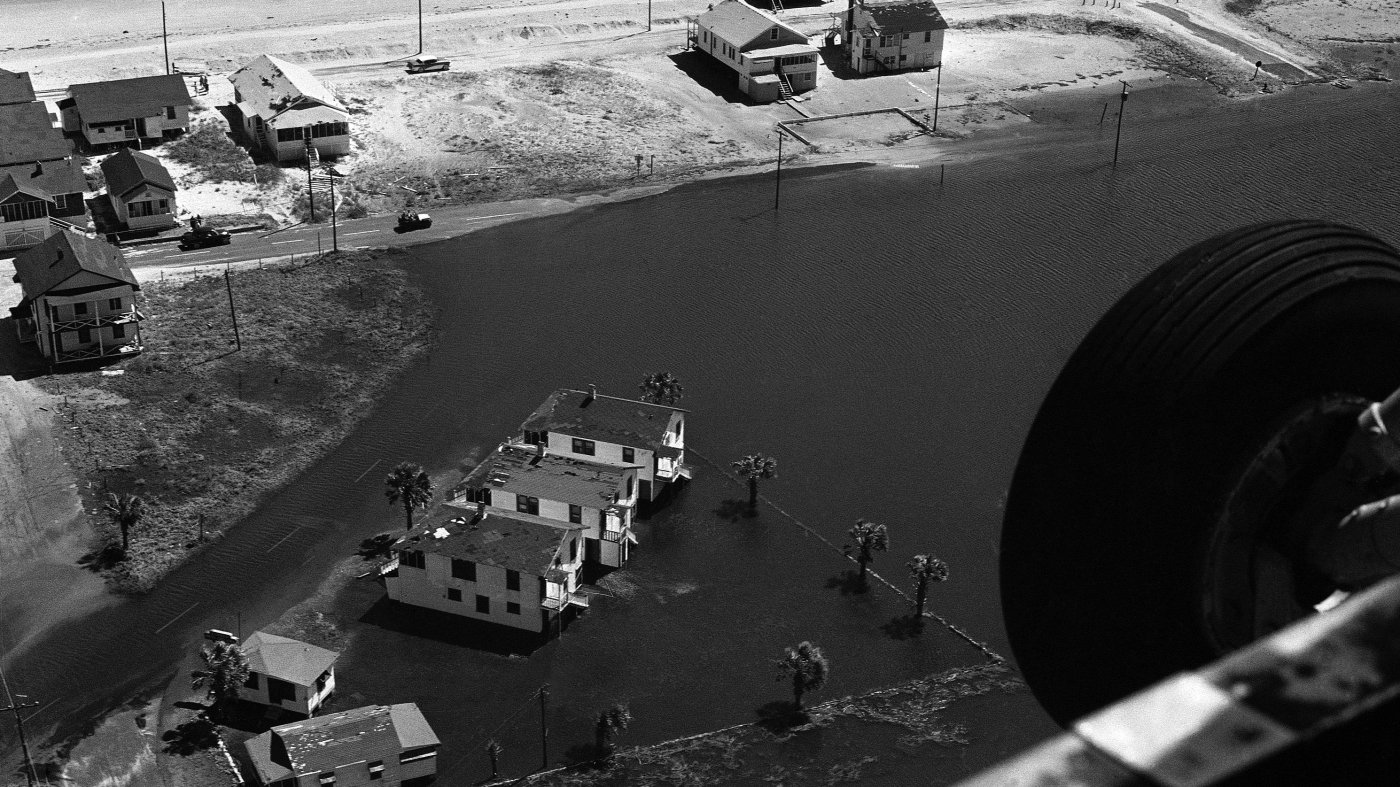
[
  {"left": 859, "top": 0, "right": 949, "bottom": 31},
  {"left": 255, "top": 703, "right": 438, "bottom": 777},
  {"left": 100, "top": 148, "right": 176, "bottom": 200},
  {"left": 66, "top": 74, "right": 192, "bottom": 123},
  {"left": 228, "top": 54, "right": 346, "bottom": 119},
  {"left": 0, "top": 173, "right": 50, "bottom": 204},
  {"left": 12, "top": 232, "right": 138, "bottom": 304},
  {"left": 0, "top": 69, "right": 36, "bottom": 106},
  {"left": 241, "top": 631, "right": 338, "bottom": 687},
  {"left": 521, "top": 388, "right": 685, "bottom": 451},
  {"left": 0, "top": 102, "right": 69, "bottom": 166},
  {"left": 455, "top": 443, "right": 632, "bottom": 507},
  {"left": 0, "top": 158, "right": 87, "bottom": 198},
  {"left": 395, "top": 505, "right": 582, "bottom": 576},
  {"left": 697, "top": 0, "right": 807, "bottom": 48}
]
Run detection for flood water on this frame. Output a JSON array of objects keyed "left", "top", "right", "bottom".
[{"left": 2, "top": 82, "right": 1398, "bottom": 783}]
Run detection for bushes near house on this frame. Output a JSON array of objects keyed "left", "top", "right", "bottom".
[{"left": 164, "top": 122, "right": 257, "bottom": 183}]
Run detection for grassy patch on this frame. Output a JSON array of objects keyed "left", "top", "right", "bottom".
[
  {"left": 1224, "top": 0, "right": 1266, "bottom": 16},
  {"left": 39, "top": 251, "right": 434, "bottom": 593},
  {"left": 164, "top": 122, "right": 257, "bottom": 183}
]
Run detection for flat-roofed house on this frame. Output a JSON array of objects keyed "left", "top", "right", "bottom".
[
  {"left": 385, "top": 505, "right": 588, "bottom": 634},
  {"left": 846, "top": 0, "right": 948, "bottom": 74},
  {"left": 448, "top": 441, "right": 639, "bottom": 567},
  {"left": 244, "top": 703, "right": 439, "bottom": 787},
  {"left": 100, "top": 148, "right": 178, "bottom": 230},
  {"left": 9, "top": 231, "right": 143, "bottom": 364},
  {"left": 59, "top": 75, "right": 193, "bottom": 147},
  {"left": 229, "top": 55, "right": 350, "bottom": 162},
  {"left": 240, "top": 632, "right": 338, "bottom": 718},
  {"left": 520, "top": 386, "right": 689, "bottom": 507},
  {"left": 0, "top": 83, "right": 87, "bottom": 250},
  {"left": 692, "top": 0, "right": 819, "bottom": 102}
]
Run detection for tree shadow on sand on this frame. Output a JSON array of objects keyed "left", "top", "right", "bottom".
[
  {"left": 714, "top": 498, "right": 757, "bottom": 523},
  {"left": 755, "top": 700, "right": 811, "bottom": 733},
  {"left": 881, "top": 614, "right": 925, "bottom": 641},
  {"left": 824, "top": 569, "right": 868, "bottom": 596},
  {"left": 77, "top": 544, "right": 125, "bottom": 572},
  {"left": 162, "top": 715, "right": 220, "bottom": 756}
]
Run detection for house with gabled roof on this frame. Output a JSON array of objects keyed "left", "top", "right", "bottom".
[
  {"left": 447, "top": 440, "right": 640, "bottom": 568},
  {"left": 59, "top": 74, "right": 193, "bottom": 147},
  {"left": 243, "top": 703, "right": 439, "bottom": 787},
  {"left": 385, "top": 505, "right": 589, "bottom": 634},
  {"left": 0, "top": 68, "right": 37, "bottom": 106},
  {"left": 9, "top": 231, "right": 143, "bottom": 364},
  {"left": 0, "top": 69, "right": 89, "bottom": 250},
  {"left": 846, "top": 0, "right": 948, "bottom": 74},
  {"left": 229, "top": 54, "right": 349, "bottom": 162},
  {"left": 690, "top": 0, "right": 819, "bottom": 102},
  {"left": 100, "top": 148, "right": 178, "bottom": 231},
  {"left": 519, "top": 385, "right": 689, "bottom": 507},
  {"left": 241, "top": 632, "right": 338, "bottom": 718}
]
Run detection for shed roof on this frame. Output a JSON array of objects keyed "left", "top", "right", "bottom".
[
  {"left": 521, "top": 388, "right": 685, "bottom": 451},
  {"left": 396, "top": 506, "right": 582, "bottom": 575},
  {"left": 0, "top": 69, "right": 36, "bottom": 106},
  {"left": 859, "top": 0, "right": 949, "bottom": 31},
  {"left": 455, "top": 443, "right": 630, "bottom": 507},
  {"left": 0, "top": 158, "right": 87, "bottom": 198},
  {"left": 228, "top": 54, "right": 346, "bottom": 120},
  {"left": 241, "top": 631, "right": 338, "bottom": 687},
  {"left": 100, "top": 148, "right": 176, "bottom": 200},
  {"left": 697, "top": 0, "right": 806, "bottom": 47},
  {"left": 260, "top": 703, "right": 438, "bottom": 776},
  {"left": 11, "top": 232, "right": 138, "bottom": 304},
  {"left": 0, "top": 102, "right": 69, "bottom": 166},
  {"left": 65, "top": 74, "right": 192, "bottom": 123}
]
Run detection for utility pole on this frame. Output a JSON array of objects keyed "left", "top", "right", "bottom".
[
  {"left": 329, "top": 171, "right": 339, "bottom": 252},
  {"left": 774, "top": 132, "right": 784, "bottom": 211},
  {"left": 225, "top": 269, "right": 241, "bottom": 350},
  {"left": 539, "top": 684, "right": 550, "bottom": 770},
  {"left": 419, "top": 0, "right": 424, "bottom": 54},
  {"left": 161, "top": 1, "right": 170, "bottom": 75},
  {"left": 933, "top": 61, "right": 942, "bottom": 131},
  {"left": 647, "top": 0, "right": 653, "bottom": 31},
  {"left": 0, "top": 665, "right": 39, "bottom": 787},
  {"left": 1113, "top": 80, "right": 1129, "bottom": 166}
]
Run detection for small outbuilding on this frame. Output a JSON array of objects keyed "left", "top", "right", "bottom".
[
  {"left": 690, "top": 0, "right": 819, "bottom": 102},
  {"left": 100, "top": 148, "right": 177, "bottom": 231},
  {"left": 240, "top": 632, "right": 339, "bottom": 718}
]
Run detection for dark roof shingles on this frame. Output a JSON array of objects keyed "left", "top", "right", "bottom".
[
  {"left": 66, "top": 74, "right": 192, "bottom": 123},
  {"left": 457, "top": 443, "right": 628, "bottom": 506},
  {"left": 395, "top": 506, "right": 579, "bottom": 575},
  {"left": 0, "top": 103, "right": 70, "bottom": 165},
  {"left": 100, "top": 148, "right": 176, "bottom": 199},
  {"left": 12, "top": 232, "right": 138, "bottom": 303},
  {"left": 0, "top": 69, "right": 36, "bottom": 106},
  {"left": 521, "top": 389, "right": 683, "bottom": 450},
  {"left": 862, "top": 0, "right": 949, "bottom": 31},
  {"left": 0, "top": 158, "right": 87, "bottom": 197}
]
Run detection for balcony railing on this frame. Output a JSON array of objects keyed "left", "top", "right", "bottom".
[
  {"left": 51, "top": 309, "right": 142, "bottom": 333},
  {"left": 540, "top": 592, "right": 590, "bottom": 610},
  {"left": 602, "top": 528, "right": 624, "bottom": 543},
  {"left": 54, "top": 339, "right": 142, "bottom": 364}
]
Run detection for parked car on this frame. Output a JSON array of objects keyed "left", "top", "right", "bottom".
[
  {"left": 397, "top": 212, "right": 432, "bottom": 232},
  {"left": 406, "top": 57, "right": 450, "bottom": 74},
  {"left": 178, "top": 225, "right": 232, "bottom": 250}
]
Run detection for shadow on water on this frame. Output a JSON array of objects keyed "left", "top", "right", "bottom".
[
  {"left": 824, "top": 569, "right": 869, "bottom": 596},
  {"left": 713, "top": 498, "right": 756, "bottom": 522},
  {"left": 881, "top": 614, "right": 926, "bottom": 641},
  {"left": 755, "top": 700, "right": 810, "bottom": 734},
  {"left": 160, "top": 716, "right": 219, "bottom": 756},
  {"left": 357, "top": 596, "right": 551, "bottom": 657}
]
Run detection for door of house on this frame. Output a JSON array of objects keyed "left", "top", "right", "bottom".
[
  {"left": 136, "top": 118, "right": 148, "bottom": 137},
  {"left": 586, "top": 539, "right": 600, "bottom": 563}
]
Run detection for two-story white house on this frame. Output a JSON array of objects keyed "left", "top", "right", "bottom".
[
  {"left": 846, "top": 0, "right": 948, "bottom": 75},
  {"left": 385, "top": 505, "right": 588, "bottom": 635},
  {"left": 519, "top": 386, "right": 689, "bottom": 508},
  {"left": 691, "top": 0, "right": 819, "bottom": 102},
  {"left": 240, "top": 632, "right": 338, "bottom": 718},
  {"left": 447, "top": 441, "right": 639, "bottom": 567},
  {"left": 9, "top": 231, "right": 143, "bottom": 364},
  {"left": 100, "top": 148, "right": 178, "bottom": 231},
  {"left": 229, "top": 55, "right": 350, "bottom": 163},
  {"left": 244, "top": 703, "right": 439, "bottom": 787},
  {"left": 59, "top": 75, "right": 193, "bottom": 147}
]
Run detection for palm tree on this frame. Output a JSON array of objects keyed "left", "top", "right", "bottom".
[
  {"left": 847, "top": 519, "right": 889, "bottom": 589},
  {"left": 594, "top": 703, "right": 632, "bottom": 763},
  {"left": 190, "top": 640, "right": 250, "bottom": 722},
  {"left": 104, "top": 492, "right": 144, "bottom": 553},
  {"left": 485, "top": 739, "right": 503, "bottom": 779},
  {"left": 638, "top": 371, "right": 684, "bottom": 405},
  {"left": 731, "top": 454, "right": 777, "bottom": 510},
  {"left": 907, "top": 553, "right": 950, "bottom": 618},
  {"left": 776, "top": 641, "right": 829, "bottom": 709},
  {"left": 385, "top": 462, "right": 433, "bottom": 530}
]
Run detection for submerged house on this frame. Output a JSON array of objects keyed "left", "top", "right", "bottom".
[
  {"left": 519, "top": 386, "right": 689, "bottom": 506},
  {"left": 384, "top": 505, "right": 588, "bottom": 634},
  {"left": 243, "top": 703, "right": 439, "bottom": 787},
  {"left": 59, "top": 74, "right": 193, "bottom": 147},
  {"left": 10, "top": 231, "right": 142, "bottom": 364},
  {"left": 241, "top": 632, "right": 338, "bottom": 718},
  {"left": 100, "top": 148, "right": 178, "bottom": 231},
  {"left": 691, "top": 0, "right": 819, "bottom": 102},
  {"left": 447, "top": 441, "right": 640, "bottom": 568},
  {"left": 228, "top": 54, "right": 350, "bottom": 162},
  {"left": 846, "top": 0, "right": 948, "bottom": 74}
]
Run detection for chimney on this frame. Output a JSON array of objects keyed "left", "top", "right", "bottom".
[
  {"left": 32, "top": 160, "right": 42, "bottom": 177},
  {"left": 588, "top": 384, "right": 598, "bottom": 401},
  {"left": 536, "top": 442, "right": 546, "bottom": 459},
  {"left": 476, "top": 500, "right": 486, "bottom": 518}
]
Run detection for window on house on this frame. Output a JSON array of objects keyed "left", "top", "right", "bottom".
[
  {"left": 572, "top": 438, "right": 595, "bottom": 455},
  {"left": 74, "top": 302, "right": 88, "bottom": 315},
  {"left": 525, "top": 430, "right": 546, "bottom": 445},
  {"left": 569, "top": 504, "right": 582, "bottom": 524},
  {"left": 451, "top": 558, "right": 476, "bottom": 580},
  {"left": 401, "top": 550, "right": 426, "bottom": 569},
  {"left": 507, "top": 601, "right": 521, "bottom": 614},
  {"left": 244, "top": 673, "right": 260, "bottom": 690},
  {"left": 862, "top": 37, "right": 872, "bottom": 50},
  {"left": 108, "top": 297, "right": 122, "bottom": 310},
  {"left": 516, "top": 495, "right": 539, "bottom": 515},
  {"left": 476, "top": 595, "right": 490, "bottom": 614},
  {"left": 879, "top": 35, "right": 889, "bottom": 47},
  {"left": 318, "top": 773, "right": 336, "bottom": 786},
  {"left": 626, "top": 477, "right": 634, "bottom": 498},
  {"left": 77, "top": 328, "right": 92, "bottom": 344},
  {"left": 903, "top": 32, "right": 910, "bottom": 39},
  {"left": 622, "top": 447, "right": 635, "bottom": 463},
  {"left": 570, "top": 538, "right": 578, "bottom": 561},
  {"left": 447, "top": 588, "right": 462, "bottom": 602},
  {"left": 112, "top": 324, "right": 125, "bottom": 339},
  {"left": 368, "top": 761, "right": 384, "bottom": 780},
  {"left": 900, "top": 54, "right": 908, "bottom": 62},
  {"left": 507, "top": 570, "right": 520, "bottom": 591},
  {"left": 268, "top": 677, "right": 296, "bottom": 705},
  {"left": 52, "top": 193, "right": 68, "bottom": 211},
  {"left": 770, "top": 27, "right": 779, "bottom": 40},
  {"left": 165, "top": 105, "right": 176, "bottom": 120},
  {"left": 884, "top": 56, "right": 895, "bottom": 65},
  {"left": 924, "top": 30, "right": 931, "bottom": 42}
]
